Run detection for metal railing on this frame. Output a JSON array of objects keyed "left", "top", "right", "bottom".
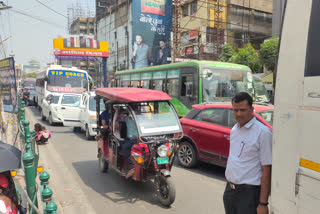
[{"left": 17, "top": 94, "right": 58, "bottom": 214}]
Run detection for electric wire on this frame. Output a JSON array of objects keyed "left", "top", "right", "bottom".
[{"left": 33, "top": 0, "right": 68, "bottom": 19}]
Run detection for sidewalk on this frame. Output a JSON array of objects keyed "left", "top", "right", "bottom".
[{"left": 24, "top": 107, "right": 97, "bottom": 214}]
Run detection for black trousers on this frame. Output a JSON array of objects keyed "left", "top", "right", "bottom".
[{"left": 223, "top": 183, "right": 260, "bottom": 214}]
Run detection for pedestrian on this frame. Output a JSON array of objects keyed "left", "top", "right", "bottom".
[
  {"left": 0, "top": 171, "right": 25, "bottom": 214},
  {"left": 34, "top": 123, "right": 51, "bottom": 144},
  {"left": 223, "top": 92, "right": 272, "bottom": 214}
]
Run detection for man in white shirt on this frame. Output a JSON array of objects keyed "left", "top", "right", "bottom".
[{"left": 223, "top": 92, "right": 272, "bottom": 214}]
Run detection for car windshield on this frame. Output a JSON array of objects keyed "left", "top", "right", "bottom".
[
  {"left": 257, "top": 110, "right": 273, "bottom": 126},
  {"left": 61, "top": 95, "right": 81, "bottom": 106},
  {"left": 202, "top": 68, "right": 255, "bottom": 102},
  {"left": 132, "top": 101, "right": 181, "bottom": 136},
  {"left": 89, "top": 96, "right": 105, "bottom": 112}
]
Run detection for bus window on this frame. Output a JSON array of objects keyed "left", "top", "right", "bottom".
[
  {"left": 121, "top": 81, "right": 130, "bottom": 87},
  {"left": 132, "top": 80, "right": 140, "bottom": 87},
  {"left": 141, "top": 80, "right": 150, "bottom": 89},
  {"left": 166, "top": 79, "right": 179, "bottom": 97},
  {"left": 152, "top": 80, "right": 164, "bottom": 91}
]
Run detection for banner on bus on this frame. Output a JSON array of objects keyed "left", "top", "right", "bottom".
[
  {"left": 49, "top": 70, "right": 87, "bottom": 78},
  {"left": 131, "top": 0, "right": 172, "bottom": 69},
  {"left": 0, "top": 57, "right": 17, "bottom": 113},
  {"left": 53, "top": 36, "right": 109, "bottom": 57}
]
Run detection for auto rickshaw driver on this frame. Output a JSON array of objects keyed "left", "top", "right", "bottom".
[
  {"left": 100, "top": 100, "right": 110, "bottom": 129},
  {"left": 113, "top": 104, "right": 139, "bottom": 178}
]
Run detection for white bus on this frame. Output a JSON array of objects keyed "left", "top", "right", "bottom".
[
  {"left": 35, "top": 65, "right": 89, "bottom": 109},
  {"left": 271, "top": 0, "right": 320, "bottom": 213}
]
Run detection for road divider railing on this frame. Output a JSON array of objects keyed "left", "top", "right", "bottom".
[{"left": 17, "top": 94, "right": 58, "bottom": 214}]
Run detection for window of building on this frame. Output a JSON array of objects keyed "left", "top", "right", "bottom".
[
  {"left": 182, "top": 4, "right": 189, "bottom": 17},
  {"left": 190, "top": 1, "right": 197, "bottom": 15}
]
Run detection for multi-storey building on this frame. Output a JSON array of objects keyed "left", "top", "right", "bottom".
[{"left": 69, "top": 17, "right": 96, "bottom": 35}]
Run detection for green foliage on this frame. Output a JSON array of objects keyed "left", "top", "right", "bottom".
[
  {"left": 259, "top": 37, "right": 279, "bottom": 72},
  {"left": 219, "top": 44, "right": 234, "bottom": 62},
  {"left": 229, "top": 43, "right": 262, "bottom": 73},
  {"left": 23, "top": 72, "right": 37, "bottom": 78}
]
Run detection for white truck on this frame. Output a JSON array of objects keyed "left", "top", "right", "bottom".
[{"left": 271, "top": 0, "right": 320, "bottom": 213}]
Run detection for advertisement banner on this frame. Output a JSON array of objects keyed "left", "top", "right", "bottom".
[
  {"left": 0, "top": 57, "right": 17, "bottom": 113},
  {"left": 53, "top": 37, "right": 109, "bottom": 57},
  {"left": 132, "top": 0, "right": 172, "bottom": 69}
]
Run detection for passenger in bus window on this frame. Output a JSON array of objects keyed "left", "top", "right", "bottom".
[
  {"left": 132, "top": 34, "right": 152, "bottom": 69},
  {"left": 155, "top": 39, "right": 171, "bottom": 65}
]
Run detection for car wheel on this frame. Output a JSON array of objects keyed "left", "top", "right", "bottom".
[
  {"left": 85, "top": 125, "right": 93, "bottom": 140},
  {"left": 40, "top": 110, "right": 46, "bottom": 121},
  {"left": 48, "top": 113, "right": 55, "bottom": 126},
  {"left": 177, "top": 141, "right": 198, "bottom": 168}
]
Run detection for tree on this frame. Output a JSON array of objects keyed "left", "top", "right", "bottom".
[
  {"left": 229, "top": 43, "right": 262, "bottom": 73},
  {"left": 219, "top": 44, "right": 234, "bottom": 62},
  {"left": 23, "top": 72, "right": 37, "bottom": 78},
  {"left": 259, "top": 37, "right": 279, "bottom": 72}
]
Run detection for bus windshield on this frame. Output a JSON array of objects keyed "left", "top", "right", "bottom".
[
  {"left": 253, "top": 77, "right": 270, "bottom": 103},
  {"left": 202, "top": 68, "right": 254, "bottom": 102}
]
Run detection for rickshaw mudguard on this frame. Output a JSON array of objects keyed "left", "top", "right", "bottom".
[{"left": 160, "top": 169, "right": 170, "bottom": 177}]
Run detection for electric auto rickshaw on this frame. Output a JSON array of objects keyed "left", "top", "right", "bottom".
[{"left": 95, "top": 88, "right": 183, "bottom": 207}]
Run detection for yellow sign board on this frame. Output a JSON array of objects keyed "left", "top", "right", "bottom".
[{"left": 209, "top": 1, "right": 227, "bottom": 29}]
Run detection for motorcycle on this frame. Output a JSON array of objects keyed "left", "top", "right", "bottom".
[{"left": 95, "top": 88, "right": 183, "bottom": 207}]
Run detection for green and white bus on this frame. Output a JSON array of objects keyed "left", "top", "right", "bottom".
[{"left": 112, "top": 61, "right": 270, "bottom": 116}]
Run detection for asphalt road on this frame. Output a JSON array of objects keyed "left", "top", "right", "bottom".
[{"left": 27, "top": 106, "right": 227, "bottom": 214}]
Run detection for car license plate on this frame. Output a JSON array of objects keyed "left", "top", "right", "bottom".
[{"left": 157, "top": 157, "right": 169, "bottom": 164}]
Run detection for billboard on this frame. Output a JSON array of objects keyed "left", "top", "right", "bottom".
[
  {"left": 0, "top": 57, "right": 17, "bottom": 113},
  {"left": 131, "top": 0, "right": 172, "bottom": 69},
  {"left": 53, "top": 36, "right": 109, "bottom": 57}
]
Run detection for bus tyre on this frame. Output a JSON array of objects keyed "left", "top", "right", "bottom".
[
  {"left": 177, "top": 141, "right": 197, "bottom": 168},
  {"left": 99, "top": 151, "right": 108, "bottom": 173},
  {"left": 40, "top": 110, "right": 46, "bottom": 121},
  {"left": 156, "top": 176, "right": 176, "bottom": 207}
]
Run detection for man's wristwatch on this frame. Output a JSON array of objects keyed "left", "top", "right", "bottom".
[{"left": 259, "top": 201, "right": 269, "bottom": 206}]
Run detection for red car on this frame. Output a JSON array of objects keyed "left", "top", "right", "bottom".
[{"left": 177, "top": 103, "right": 273, "bottom": 168}]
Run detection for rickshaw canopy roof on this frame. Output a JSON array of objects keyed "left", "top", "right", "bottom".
[{"left": 95, "top": 88, "right": 172, "bottom": 103}]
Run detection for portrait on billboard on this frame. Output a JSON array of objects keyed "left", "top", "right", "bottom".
[
  {"left": 141, "top": 0, "right": 165, "bottom": 16},
  {"left": 132, "top": 34, "right": 153, "bottom": 69},
  {"left": 155, "top": 39, "right": 171, "bottom": 65}
]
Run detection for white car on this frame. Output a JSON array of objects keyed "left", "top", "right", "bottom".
[
  {"left": 41, "top": 93, "right": 82, "bottom": 127},
  {"left": 78, "top": 91, "right": 105, "bottom": 140}
]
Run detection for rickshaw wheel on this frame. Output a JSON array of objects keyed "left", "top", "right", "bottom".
[
  {"left": 156, "top": 176, "right": 176, "bottom": 207},
  {"left": 99, "top": 151, "right": 108, "bottom": 173}
]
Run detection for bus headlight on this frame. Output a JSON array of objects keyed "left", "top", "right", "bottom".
[{"left": 157, "top": 145, "right": 169, "bottom": 157}]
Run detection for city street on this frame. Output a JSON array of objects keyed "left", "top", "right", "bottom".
[{"left": 26, "top": 106, "right": 227, "bottom": 214}]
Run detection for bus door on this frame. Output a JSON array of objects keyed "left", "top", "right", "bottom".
[{"left": 179, "top": 67, "right": 198, "bottom": 109}]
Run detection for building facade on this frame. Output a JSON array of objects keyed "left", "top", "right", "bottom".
[
  {"left": 69, "top": 17, "right": 96, "bottom": 35},
  {"left": 177, "top": 0, "right": 273, "bottom": 60}
]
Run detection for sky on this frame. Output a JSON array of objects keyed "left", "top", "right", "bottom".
[{"left": 0, "top": 0, "right": 95, "bottom": 67}]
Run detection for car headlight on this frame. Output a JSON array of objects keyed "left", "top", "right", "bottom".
[
  {"left": 53, "top": 106, "right": 57, "bottom": 111},
  {"left": 157, "top": 145, "right": 169, "bottom": 157},
  {"left": 90, "top": 115, "right": 97, "bottom": 124}
]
